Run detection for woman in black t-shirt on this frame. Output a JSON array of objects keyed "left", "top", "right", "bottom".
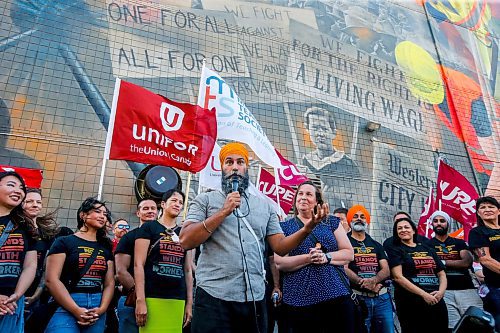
[
  {"left": 468, "top": 196, "right": 500, "bottom": 332},
  {"left": 0, "top": 171, "right": 37, "bottom": 333},
  {"left": 45, "top": 197, "right": 114, "bottom": 333},
  {"left": 387, "top": 217, "right": 448, "bottom": 333},
  {"left": 134, "top": 189, "right": 194, "bottom": 332},
  {"left": 23, "top": 188, "right": 73, "bottom": 314}
]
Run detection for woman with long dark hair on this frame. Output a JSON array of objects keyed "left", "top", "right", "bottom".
[
  {"left": 23, "top": 188, "right": 72, "bottom": 313},
  {"left": 468, "top": 196, "right": 500, "bottom": 332},
  {"left": 274, "top": 181, "right": 354, "bottom": 333},
  {"left": 0, "top": 171, "right": 37, "bottom": 332},
  {"left": 45, "top": 197, "right": 114, "bottom": 332},
  {"left": 387, "top": 217, "right": 448, "bottom": 333},
  {"left": 134, "top": 189, "right": 194, "bottom": 332}
]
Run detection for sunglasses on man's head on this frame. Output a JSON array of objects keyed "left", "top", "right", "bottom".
[{"left": 115, "top": 225, "right": 130, "bottom": 230}]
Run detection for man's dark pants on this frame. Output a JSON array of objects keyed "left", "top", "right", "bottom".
[{"left": 191, "top": 287, "right": 267, "bottom": 333}]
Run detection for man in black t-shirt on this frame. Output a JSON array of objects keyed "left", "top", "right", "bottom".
[
  {"left": 428, "top": 210, "right": 483, "bottom": 330},
  {"left": 115, "top": 199, "right": 158, "bottom": 333},
  {"left": 344, "top": 205, "right": 393, "bottom": 333}
]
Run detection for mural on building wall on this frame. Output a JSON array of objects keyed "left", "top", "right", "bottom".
[{"left": 0, "top": 0, "right": 498, "bottom": 237}]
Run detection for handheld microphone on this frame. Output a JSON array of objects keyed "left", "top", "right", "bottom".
[{"left": 231, "top": 173, "right": 239, "bottom": 193}]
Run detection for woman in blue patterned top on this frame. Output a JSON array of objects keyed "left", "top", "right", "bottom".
[{"left": 274, "top": 181, "right": 355, "bottom": 333}]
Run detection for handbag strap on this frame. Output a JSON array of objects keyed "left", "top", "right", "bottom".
[
  {"left": 69, "top": 246, "right": 100, "bottom": 290},
  {"left": 0, "top": 221, "right": 14, "bottom": 249},
  {"left": 147, "top": 235, "right": 165, "bottom": 257}
]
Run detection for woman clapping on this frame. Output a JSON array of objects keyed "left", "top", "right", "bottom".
[{"left": 274, "top": 181, "right": 354, "bottom": 333}]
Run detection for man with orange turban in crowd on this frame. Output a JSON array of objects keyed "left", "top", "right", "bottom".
[
  {"left": 344, "top": 205, "right": 393, "bottom": 333},
  {"left": 180, "top": 142, "right": 329, "bottom": 333}
]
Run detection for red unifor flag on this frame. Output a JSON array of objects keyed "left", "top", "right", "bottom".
[
  {"left": 417, "top": 187, "right": 436, "bottom": 239},
  {"left": 436, "top": 160, "right": 479, "bottom": 241},
  {"left": 275, "top": 149, "right": 308, "bottom": 186},
  {"left": 258, "top": 168, "right": 295, "bottom": 214},
  {"left": 105, "top": 79, "right": 217, "bottom": 173},
  {"left": 0, "top": 165, "right": 43, "bottom": 188}
]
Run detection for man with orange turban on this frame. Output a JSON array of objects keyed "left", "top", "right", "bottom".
[
  {"left": 344, "top": 205, "right": 393, "bottom": 333},
  {"left": 180, "top": 142, "right": 329, "bottom": 333}
]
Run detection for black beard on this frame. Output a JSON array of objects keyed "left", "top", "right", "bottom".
[
  {"left": 433, "top": 226, "right": 448, "bottom": 236},
  {"left": 221, "top": 170, "right": 250, "bottom": 195}
]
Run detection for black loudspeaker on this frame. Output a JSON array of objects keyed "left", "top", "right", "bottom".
[
  {"left": 453, "top": 306, "right": 496, "bottom": 333},
  {"left": 134, "top": 165, "right": 182, "bottom": 204}
]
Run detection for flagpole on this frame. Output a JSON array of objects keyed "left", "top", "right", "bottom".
[
  {"left": 274, "top": 168, "right": 282, "bottom": 213},
  {"left": 424, "top": 186, "right": 433, "bottom": 238},
  {"left": 256, "top": 164, "right": 263, "bottom": 188},
  {"left": 98, "top": 77, "right": 121, "bottom": 200},
  {"left": 97, "top": 158, "right": 107, "bottom": 200},
  {"left": 183, "top": 172, "right": 192, "bottom": 220}
]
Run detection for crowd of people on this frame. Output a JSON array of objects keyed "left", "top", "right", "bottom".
[{"left": 0, "top": 142, "right": 498, "bottom": 333}]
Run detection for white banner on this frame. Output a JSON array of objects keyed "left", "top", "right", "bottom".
[
  {"left": 198, "top": 143, "right": 222, "bottom": 191},
  {"left": 197, "top": 65, "right": 282, "bottom": 168}
]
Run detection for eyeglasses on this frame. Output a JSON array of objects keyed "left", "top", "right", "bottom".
[
  {"left": 440, "top": 243, "right": 449, "bottom": 254},
  {"left": 358, "top": 241, "right": 367, "bottom": 252},
  {"left": 115, "top": 225, "right": 130, "bottom": 230}
]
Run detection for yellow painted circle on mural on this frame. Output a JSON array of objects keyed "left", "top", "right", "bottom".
[{"left": 395, "top": 41, "right": 445, "bottom": 104}]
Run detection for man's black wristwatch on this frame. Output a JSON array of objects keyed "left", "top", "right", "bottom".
[{"left": 325, "top": 253, "right": 332, "bottom": 264}]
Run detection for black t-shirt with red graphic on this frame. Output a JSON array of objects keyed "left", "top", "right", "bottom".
[
  {"left": 0, "top": 215, "right": 36, "bottom": 296},
  {"left": 26, "top": 226, "right": 73, "bottom": 297},
  {"left": 468, "top": 226, "right": 500, "bottom": 288},
  {"left": 48, "top": 235, "right": 113, "bottom": 294},
  {"left": 388, "top": 243, "right": 444, "bottom": 294},
  {"left": 428, "top": 236, "right": 474, "bottom": 290},
  {"left": 136, "top": 220, "right": 186, "bottom": 300},
  {"left": 348, "top": 233, "right": 388, "bottom": 292}
]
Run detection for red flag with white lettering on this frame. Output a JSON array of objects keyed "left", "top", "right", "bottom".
[
  {"left": 275, "top": 149, "right": 308, "bottom": 186},
  {"left": 258, "top": 168, "right": 295, "bottom": 214},
  {"left": 417, "top": 187, "right": 436, "bottom": 239},
  {"left": 436, "top": 160, "right": 479, "bottom": 241},
  {"left": 0, "top": 165, "right": 43, "bottom": 188},
  {"left": 105, "top": 79, "right": 217, "bottom": 172}
]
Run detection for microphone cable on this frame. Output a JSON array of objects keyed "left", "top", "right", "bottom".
[{"left": 235, "top": 191, "right": 261, "bottom": 333}]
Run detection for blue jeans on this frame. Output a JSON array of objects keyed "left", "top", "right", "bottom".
[
  {"left": 362, "top": 293, "right": 394, "bottom": 333},
  {"left": 117, "top": 295, "right": 138, "bottom": 333},
  {"left": 0, "top": 295, "right": 24, "bottom": 333},
  {"left": 45, "top": 293, "right": 106, "bottom": 333}
]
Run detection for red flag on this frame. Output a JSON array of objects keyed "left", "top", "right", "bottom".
[
  {"left": 258, "top": 168, "right": 295, "bottom": 214},
  {"left": 436, "top": 160, "right": 479, "bottom": 241},
  {"left": 417, "top": 187, "right": 436, "bottom": 239},
  {"left": 275, "top": 149, "right": 308, "bottom": 186},
  {"left": 106, "top": 79, "right": 217, "bottom": 172},
  {"left": 0, "top": 165, "right": 43, "bottom": 188}
]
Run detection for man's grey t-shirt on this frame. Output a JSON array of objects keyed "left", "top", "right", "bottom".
[{"left": 186, "top": 190, "right": 282, "bottom": 302}]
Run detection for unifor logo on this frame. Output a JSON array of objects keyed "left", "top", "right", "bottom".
[{"left": 160, "top": 102, "right": 184, "bottom": 132}]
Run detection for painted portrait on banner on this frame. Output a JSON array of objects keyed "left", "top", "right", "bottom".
[{"left": 285, "top": 102, "right": 372, "bottom": 211}]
